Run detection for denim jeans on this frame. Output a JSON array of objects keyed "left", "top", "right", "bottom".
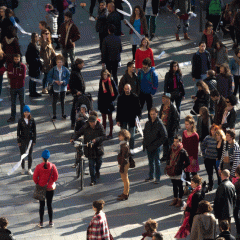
[
  {"left": 147, "top": 147, "right": 161, "bottom": 180},
  {"left": 121, "top": 122, "right": 135, "bottom": 150},
  {"left": 145, "top": 15, "right": 156, "bottom": 35},
  {"left": 171, "top": 95, "right": 182, "bottom": 113},
  {"left": 88, "top": 157, "right": 102, "bottom": 182},
  {"left": 62, "top": 48, "right": 75, "bottom": 68},
  {"left": 10, "top": 87, "right": 25, "bottom": 117},
  {"left": 0, "top": 74, "right": 3, "bottom": 96},
  {"left": 29, "top": 78, "right": 37, "bottom": 95}
]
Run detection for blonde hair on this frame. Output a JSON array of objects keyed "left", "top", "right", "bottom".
[
  {"left": 185, "top": 115, "right": 196, "bottom": 132},
  {"left": 215, "top": 129, "right": 226, "bottom": 141}
]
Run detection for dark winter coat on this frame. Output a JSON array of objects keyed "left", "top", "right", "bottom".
[
  {"left": 69, "top": 64, "right": 85, "bottom": 95},
  {"left": 143, "top": 0, "right": 160, "bottom": 15},
  {"left": 204, "top": 76, "right": 217, "bottom": 91},
  {"left": 118, "top": 70, "right": 140, "bottom": 96},
  {"left": 216, "top": 231, "right": 236, "bottom": 240},
  {"left": 164, "top": 72, "right": 185, "bottom": 97},
  {"left": 25, "top": 43, "right": 42, "bottom": 78},
  {"left": 98, "top": 78, "right": 118, "bottom": 114},
  {"left": 0, "top": 228, "right": 15, "bottom": 240},
  {"left": 214, "top": 96, "right": 227, "bottom": 125},
  {"left": 96, "top": 7, "right": 108, "bottom": 34},
  {"left": 235, "top": 178, "right": 240, "bottom": 205},
  {"left": 214, "top": 179, "right": 236, "bottom": 220},
  {"left": 106, "top": 11, "right": 122, "bottom": 36},
  {"left": 193, "top": 90, "right": 210, "bottom": 114},
  {"left": 222, "top": 107, "right": 237, "bottom": 130},
  {"left": 116, "top": 92, "right": 141, "bottom": 127},
  {"left": 0, "top": 17, "right": 13, "bottom": 42},
  {"left": 73, "top": 121, "right": 106, "bottom": 159},
  {"left": 166, "top": 148, "right": 190, "bottom": 176},
  {"left": 143, "top": 117, "right": 168, "bottom": 153},
  {"left": 17, "top": 117, "right": 36, "bottom": 144},
  {"left": 159, "top": 103, "right": 180, "bottom": 138},
  {"left": 216, "top": 74, "right": 234, "bottom": 98}
]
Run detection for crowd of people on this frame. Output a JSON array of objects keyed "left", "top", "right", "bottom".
[{"left": 2, "top": 0, "right": 240, "bottom": 239}]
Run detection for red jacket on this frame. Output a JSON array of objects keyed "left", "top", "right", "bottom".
[
  {"left": 7, "top": 63, "right": 26, "bottom": 89},
  {"left": 33, "top": 162, "right": 58, "bottom": 189}
]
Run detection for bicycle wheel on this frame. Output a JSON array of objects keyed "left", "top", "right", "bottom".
[{"left": 80, "top": 159, "right": 84, "bottom": 190}]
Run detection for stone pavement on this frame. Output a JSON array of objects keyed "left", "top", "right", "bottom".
[{"left": 0, "top": 0, "right": 240, "bottom": 239}]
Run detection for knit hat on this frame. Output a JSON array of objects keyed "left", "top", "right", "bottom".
[
  {"left": 23, "top": 105, "right": 31, "bottom": 113},
  {"left": 42, "top": 150, "right": 50, "bottom": 159},
  {"left": 80, "top": 104, "right": 88, "bottom": 111},
  {"left": 162, "top": 93, "right": 171, "bottom": 99},
  {"left": 88, "top": 115, "right": 97, "bottom": 122}
]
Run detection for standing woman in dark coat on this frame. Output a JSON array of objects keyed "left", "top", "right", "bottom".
[
  {"left": 25, "top": 33, "right": 42, "bottom": 98},
  {"left": 164, "top": 61, "right": 185, "bottom": 113},
  {"left": 17, "top": 105, "right": 36, "bottom": 176},
  {"left": 98, "top": 69, "right": 118, "bottom": 139}
]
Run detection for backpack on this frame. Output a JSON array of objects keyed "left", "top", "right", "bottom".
[{"left": 209, "top": 0, "right": 222, "bottom": 16}]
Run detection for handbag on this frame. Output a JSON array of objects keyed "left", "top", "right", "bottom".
[
  {"left": 33, "top": 166, "right": 53, "bottom": 201},
  {"left": 129, "top": 155, "right": 135, "bottom": 168}
]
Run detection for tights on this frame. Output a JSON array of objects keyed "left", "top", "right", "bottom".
[
  {"left": 39, "top": 190, "right": 54, "bottom": 223},
  {"left": 102, "top": 113, "right": 113, "bottom": 136}
]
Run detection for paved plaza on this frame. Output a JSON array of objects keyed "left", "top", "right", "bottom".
[{"left": 0, "top": 0, "right": 240, "bottom": 239}]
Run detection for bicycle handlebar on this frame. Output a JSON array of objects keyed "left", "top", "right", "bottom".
[{"left": 72, "top": 140, "right": 94, "bottom": 148}]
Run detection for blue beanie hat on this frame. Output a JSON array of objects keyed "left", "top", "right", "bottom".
[
  {"left": 42, "top": 150, "right": 50, "bottom": 159},
  {"left": 23, "top": 105, "right": 31, "bottom": 113}
]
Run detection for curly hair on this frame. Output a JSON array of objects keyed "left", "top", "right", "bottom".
[
  {"left": 185, "top": 115, "right": 196, "bottom": 133},
  {"left": 220, "top": 63, "right": 232, "bottom": 77},
  {"left": 0, "top": 217, "right": 8, "bottom": 229},
  {"left": 118, "top": 129, "right": 131, "bottom": 141},
  {"left": 144, "top": 218, "right": 158, "bottom": 233},
  {"left": 191, "top": 175, "right": 202, "bottom": 185}
]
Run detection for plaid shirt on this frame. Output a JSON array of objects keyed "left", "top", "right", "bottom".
[{"left": 87, "top": 211, "right": 111, "bottom": 240}]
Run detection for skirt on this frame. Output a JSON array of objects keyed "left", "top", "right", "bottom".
[{"left": 130, "top": 33, "right": 144, "bottom": 46}]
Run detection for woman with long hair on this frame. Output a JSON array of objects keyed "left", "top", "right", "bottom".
[
  {"left": 230, "top": 48, "right": 240, "bottom": 96},
  {"left": 191, "top": 80, "right": 210, "bottom": 115},
  {"left": 215, "top": 40, "right": 229, "bottom": 74},
  {"left": 33, "top": 150, "right": 58, "bottom": 228},
  {"left": 98, "top": 69, "right": 118, "bottom": 139},
  {"left": 135, "top": 37, "right": 155, "bottom": 74},
  {"left": 25, "top": 32, "right": 42, "bottom": 97},
  {"left": 164, "top": 61, "right": 185, "bottom": 113},
  {"left": 87, "top": 200, "right": 111, "bottom": 240},
  {"left": 17, "top": 105, "right": 36, "bottom": 175},
  {"left": 182, "top": 115, "right": 199, "bottom": 192},
  {"left": 125, "top": 5, "right": 148, "bottom": 61},
  {"left": 216, "top": 63, "right": 234, "bottom": 98},
  {"left": 40, "top": 29, "right": 56, "bottom": 94}
]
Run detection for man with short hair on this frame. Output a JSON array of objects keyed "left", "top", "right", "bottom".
[
  {"left": 106, "top": 2, "right": 121, "bottom": 37},
  {"left": 116, "top": 84, "right": 141, "bottom": 151},
  {"left": 214, "top": 169, "right": 236, "bottom": 230},
  {"left": 152, "top": 232, "right": 163, "bottom": 240},
  {"left": 216, "top": 220, "right": 236, "bottom": 240},
  {"left": 143, "top": 108, "right": 168, "bottom": 184},
  {"left": 7, "top": 54, "right": 26, "bottom": 122}
]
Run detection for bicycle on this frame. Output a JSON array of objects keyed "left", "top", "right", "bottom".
[{"left": 72, "top": 139, "right": 94, "bottom": 190}]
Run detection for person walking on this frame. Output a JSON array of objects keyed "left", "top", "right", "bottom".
[
  {"left": 47, "top": 54, "right": 70, "bottom": 121},
  {"left": 159, "top": 93, "right": 179, "bottom": 162},
  {"left": 33, "top": 150, "right": 59, "bottom": 228},
  {"left": 106, "top": 2, "right": 121, "bottom": 37},
  {"left": 7, "top": 54, "right": 26, "bottom": 123},
  {"left": 17, "top": 105, "right": 36, "bottom": 176},
  {"left": 25, "top": 33, "right": 42, "bottom": 98},
  {"left": 143, "top": 0, "right": 159, "bottom": 40},
  {"left": 70, "top": 116, "right": 106, "bottom": 186},
  {"left": 164, "top": 61, "right": 185, "bottom": 113},
  {"left": 102, "top": 24, "right": 122, "bottom": 85},
  {"left": 58, "top": 11, "right": 80, "bottom": 68},
  {"left": 214, "top": 169, "right": 236, "bottom": 229},
  {"left": 116, "top": 84, "right": 141, "bottom": 151},
  {"left": 215, "top": 41, "right": 229, "bottom": 73},
  {"left": 69, "top": 58, "right": 85, "bottom": 129},
  {"left": 117, "top": 129, "right": 131, "bottom": 201},
  {"left": 166, "top": 135, "right": 190, "bottom": 208},
  {"left": 206, "top": 0, "right": 222, "bottom": 31},
  {"left": 87, "top": 200, "right": 111, "bottom": 239},
  {"left": 138, "top": 57, "right": 158, "bottom": 119},
  {"left": 143, "top": 107, "right": 168, "bottom": 184},
  {"left": 98, "top": 69, "right": 118, "bottom": 139},
  {"left": 0, "top": 217, "right": 15, "bottom": 240}
]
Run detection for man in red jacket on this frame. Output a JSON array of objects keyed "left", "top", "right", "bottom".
[
  {"left": 7, "top": 54, "right": 26, "bottom": 122},
  {"left": 58, "top": 11, "right": 80, "bottom": 68}
]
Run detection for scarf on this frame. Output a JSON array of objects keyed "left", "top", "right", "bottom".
[
  {"left": 5, "top": 37, "right": 15, "bottom": 45},
  {"left": 203, "top": 29, "right": 214, "bottom": 48},
  {"left": 119, "top": 140, "right": 127, "bottom": 146},
  {"left": 102, "top": 77, "right": 114, "bottom": 97},
  {"left": 170, "top": 143, "right": 183, "bottom": 166},
  {"left": 175, "top": 185, "right": 202, "bottom": 239},
  {"left": 234, "top": 54, "right": 240, "bottom": 66}
]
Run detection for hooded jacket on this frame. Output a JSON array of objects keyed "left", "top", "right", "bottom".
[
  {"left": 69, "top": 64, "right": 85, "bottom": 95},
  {"left": 7, "top": 62, "right": 26, "bottom": 89},
  {"left": 190, "top": 213, "right": 217, "bottom": 240}
]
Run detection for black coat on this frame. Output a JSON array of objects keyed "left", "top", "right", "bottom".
[
  {"left": 25, "top": 43, "right": 42, "bottom": 78},
  {"left": 222, "top": 108, "right": 237, "bottom": 130},
  {"left": 193, "top": 90, "right": 210, "bottom": 114},
  {"left": 102, "top": 34, "right": 122, "bottom": 63},
  {"left": 116, "top": 92, "right": 141, "bottom": 127},
  {"left": 17, "top": 117, "right": 36, "bottom": 144},
  {"left": 143, "top": 0, "right": 159, "bottom": 15},
  {"left": 216, "top": 231, "right": 236, "bottom": 240},
  {"left": 159, "top": 103, "right": 179, "bottom": 138},
  {"left": 164, "top": 72, "right": 185, "bottom": 97},
  {"left": 69, "top": 64, "right": 86, "bottom": 95},
  {"left": 0, "top": 228, "right": 15, "bottom": 240},
  {"left": 214, "top": 179, "right": 236, "bottom": 220},
  {"left": 73, "top": 121, "right": 106, "bottom": 159},
  {"left": 0, "top": 17, "right": 13, "bottom": 42},
  {"left": 143, "top": 117, "right": 168, "bottom": 153},
  {"left": 106, "top": 11, "right": 122, "bottom": 36},
  {"left": 96, "top": 7, "right": 108, "bottom": 34},
  {"left": 98, "top": 78, "right": 118, "bottom": 114},
  {"left": 166, "top": 148, "right": 190, "bottom": 176}
]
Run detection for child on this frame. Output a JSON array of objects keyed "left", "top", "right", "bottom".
[
  {"left": 45, "top": 4, "right": 60, "bottom": 49},
  {"left": 75, "top": 104, "right": 89, "bottom": 132},
  {"left": 117, "top": 129, "right": 131, "bottom": 201},
  {"left": 141, "top": 218, "right": 158, "bottom": 240},
  {"left": 89, "top": 110, "right": 101, "bottom": 123}
]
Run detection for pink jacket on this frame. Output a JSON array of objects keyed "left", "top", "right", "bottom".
[{"left": 33, "top": 162, "right": 58, "bottom": 190}]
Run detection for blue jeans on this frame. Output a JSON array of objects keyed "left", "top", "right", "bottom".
[
  {"left": 0, "top": 74, "right": 3, "bottom": 96},
  {"left": 147, "top": 147, "right": 161, "bottom": 180},
  {"left": 29, "top": 78, "right": 37, "bottom": 95},
  {"left": 88, "top": 157, "right": 102, "bottom": 182},
  {"left": 62, "top": 48, "right": 75, "bottom": 68},
  {"left": 146, "top": 15, "right": 156, "bottom": 35},
  {"left": 121, "top": 122, "right": 135, "bottom": 150},
  {"left": 10, "top": 87, "right": 25, "bottom": 117},
  {"left": 171, "top": 95, "right": 182, "bottom": 113}
]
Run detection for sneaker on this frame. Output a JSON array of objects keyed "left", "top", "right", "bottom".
[
  {"left": 71, "top": 163, "right": 77, "bottom": 168},
  {"left": 28, "top": 169, "right": 33, "bottom": 175},
  {"left": 89, "top": 16, "right": 95, "bottom": 21},
  {"left": 118, "top": 61, "right": 121, "bottom": 68},
  {"left": 21, "top": 169, "right": 25, "bottom": 175},
  {"left": 145, "top": 178, "right": 154, "bottom": 182},
  {"left": 90, "top": 181, "right": 96, "bottom": 186},
  {"left": 37, "top": 222, "right": 43, "bottom": 228},
  {"left": 49, "top": 222, "right": 54, "bottom": 227},
  {"left": 52, "top": 116, "right": 57, "bottom": 121},
  {"left": 42, "top": 88, "right": 48, "bottom": 94},
  {"left": 62, "top": 115, "right": 67, "bottom": 120},
  {"left": 7, "top": 116, "right": 15, "bottom": 122},
  {"left": 121, "top": 32, "right": 125, "bottom": 36}
]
